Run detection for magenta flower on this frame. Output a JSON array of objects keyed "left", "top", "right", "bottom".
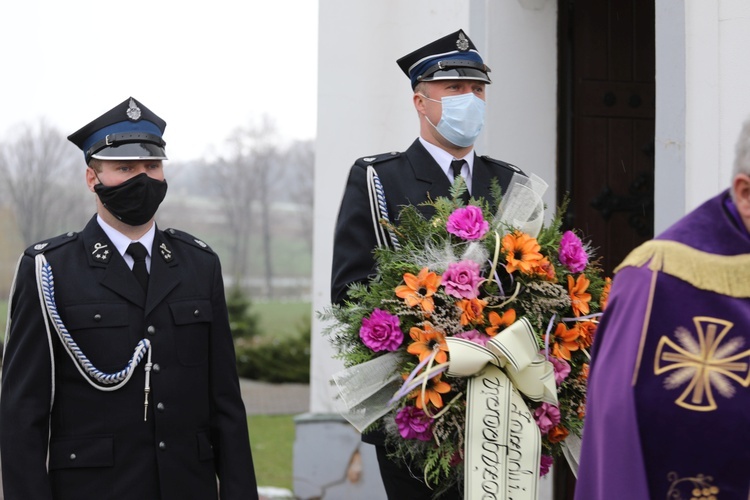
[
  {"left": 446, "top": 206, "right": 489, "bottom": 241},
  {"left": 395, "top": 406, "right": 433, "bottom": 441},
  {"left": 547, "top": 353, "right": 571, "bottom": 385},
  {"left": 454, "top": 329, "right": 491, "bottom": 347},
  {"left": 533, "top": 403, "right": 561, "bottom": 435},
  {"left": 359, "top": 308, "right": 403, "bottom": 352},
  {"left": 558, "top": 230, "right": 588, "bottom": 273},
  {"left": 539, "top": 455, "right": 554, "bottom": 477},
  {"left": 442, "top": 260, "right": 482, "bottom": 299}
]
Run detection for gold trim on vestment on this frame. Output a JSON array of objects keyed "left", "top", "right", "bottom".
[{"left": 616, "top": 240, "right": 750, "bottom": 298}]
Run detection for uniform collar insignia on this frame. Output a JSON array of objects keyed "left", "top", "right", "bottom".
[
  {"left": 34, "top": 242, "right": 48, "bottom": 251},
  {"left": 126, "top": 98, "right": 142, "bottom": 121},
  {"left": 91, "top": 242, "right": 112, "bottom": 263},
  {"left": 194, "top": 239, "right": 208, "bottom": 248},
  {"left": 159, "top": 242, "right": 173, "bottom": 262}
]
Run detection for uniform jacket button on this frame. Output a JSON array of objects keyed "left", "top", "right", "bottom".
[
  {"left": 193, "top": 309, "right": 200, "bottom": 317},
  {"left": 152, "top": 363, "right": 161, "bottom": 373},
  {"left": 159, "top": 441, "right": 166, "bottom": 450},
  {"left": 147, "top": 326, "right": 156, "bottom": 335},
  {"left": 93, "top": 314, "right": 102, "bottom": 322},
  {"left": 157, "top": 402, "right": 165, "bottom": 412},
  {"left": 70, "top": 453, "right": 76, "bottom": 460}
]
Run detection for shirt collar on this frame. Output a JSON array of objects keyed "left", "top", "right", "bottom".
[
  {"left": 96, "top": 215, "right": 156, "bottom": 257},
  {"left": 418, "top": 137, "right": 475, "bottom": 180}
]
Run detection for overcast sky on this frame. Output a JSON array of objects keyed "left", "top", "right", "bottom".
[{"left": 0, "top": 1, "right": 319, "bottom": 161}]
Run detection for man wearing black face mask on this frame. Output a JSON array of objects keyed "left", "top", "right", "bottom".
[
  {"left": 0, "top": 97, "right": 259, "bottom": 500},
  {"left": 331, "top": 30, "right": 526, "bottom": 499}
]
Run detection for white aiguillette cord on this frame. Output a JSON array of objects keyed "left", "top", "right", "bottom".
[{"left": 35, "top": 254, "right": 153, "bottom": 421}]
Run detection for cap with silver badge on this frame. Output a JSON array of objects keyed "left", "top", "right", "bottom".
[
  {"left": 68, "top": 97, "right": 167, "bottom": 164},
  {"left": 396, "top": 29, "right": 491, "bottom": 89}
]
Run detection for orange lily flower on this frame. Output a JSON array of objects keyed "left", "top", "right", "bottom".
[
  {"left": 600, "top": 277, "right": 612, "bottom": 311},
  {"left": 407, "top": 323, "right": 448, "bottom": 364},
  {"left": 395, "top": 267, "right": 441, "bottom": 313},
  {"left": 485, "top": 309, "right": 516, "bottom": 337},
  {"left": 567, "top": 274, "right": 592, "bottom": 317},
  {"left": 457, "top": 298, "right": 487, "bottom": 326},
  {"left": 502, "top": 231, "right": 544, "bottom": 274},
  {"left": 579, "top": 363, "right": 590, "bottom": 381},
  {"left": 547, "top": 425, "right": 569, "bottom": 444},
  {"left": 577, "top": 320, "right": 597, "bottom": 349},
  {"left": 532, "top": 256, "right": 556, "bottom": 281},
  {"left": 408, "top": 373, "right": 452, "bottom": 410},
  {"left": 552, "top": 322, "right": 580, "bottom": 360}
]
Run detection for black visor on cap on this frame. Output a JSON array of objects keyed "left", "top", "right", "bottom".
[
  {"left": 419, "top": 67, "right": 491, "bottom": 84},
  {"left": 90, "top": 142, "right": 168, "bottom": 162}
]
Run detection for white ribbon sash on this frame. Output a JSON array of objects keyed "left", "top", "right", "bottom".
[{"left": 446, "top": 318, "right": 557, "bottom": 500}]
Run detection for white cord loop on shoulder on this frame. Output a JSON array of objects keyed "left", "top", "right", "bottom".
[{"left": 366, "top": 166, "right": 401, "bottom": 250}]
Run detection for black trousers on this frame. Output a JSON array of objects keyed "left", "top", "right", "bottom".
[{"left": 374, "top": 445, "right": 462, "bottom": 500}]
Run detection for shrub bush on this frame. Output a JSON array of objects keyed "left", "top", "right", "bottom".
[{"left": 235, "top": 321, "right": 310, "bottom": 383}]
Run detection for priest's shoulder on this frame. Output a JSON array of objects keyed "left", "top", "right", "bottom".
[
  {"left": 23, "top": 231, "right": 79, "bottom": 257},
  {"left": 480, "top": 155, "right": 525, "bottom": 176},
  {"left": 163, "top": 227, "right": 216, "bottom": 255},
  {"left": 353, "top": 151, "right": 404, "bottom": 170}
]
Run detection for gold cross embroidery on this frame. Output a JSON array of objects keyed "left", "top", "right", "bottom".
[{"left": 654, "top": 316, "right": 750, "bottom": 411}]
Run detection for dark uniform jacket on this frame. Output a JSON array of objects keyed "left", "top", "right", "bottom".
[
  {"left": 0, "top": 216, "right": 257, "bottom": 500},
  {"left": 331, "top": 138, "right": 523, "bottom": 305}
]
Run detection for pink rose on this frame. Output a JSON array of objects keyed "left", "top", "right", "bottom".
[
  {"left": 442, "top": 260, "right": 482, "bottom": 299},
  {"left": 395, "top": 406, "right": 433, "bottom": 441},
  {"left": 558, "top": 230, "right": 588, "bottom": 273},
  {"left": 359, "top": 308, "right": 403, "bottom": 352},
  {"left": 533, "top": 402, "right": 561, "bottom": 435},
  {"left": 446, "top": 206, "right": 489, "bottom": 240},
  {"left": 540, "top": 455, "right": 554, "bottom": 477},
  {"left": 547, "top": 353, "right": 571, "bottom": 385}
]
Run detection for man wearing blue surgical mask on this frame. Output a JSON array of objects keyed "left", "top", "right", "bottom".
[{"left": 331, "top": 30, "right": 526, "bottom": 499}]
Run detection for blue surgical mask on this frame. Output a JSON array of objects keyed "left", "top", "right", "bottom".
[{"left": 420, "top": 92, "right": 486, "bottom": 147}]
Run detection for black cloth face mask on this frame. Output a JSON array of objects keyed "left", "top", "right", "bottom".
[{"left": 94, "top": 172, "right": 168, "bottom": 226}]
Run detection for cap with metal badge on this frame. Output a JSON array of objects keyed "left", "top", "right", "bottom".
[
  {"left": 396, "top": 29, "right": 491, "bottom": 89},
  {"left": 68, "top": 97, "right": 167, "bottom": 164}
]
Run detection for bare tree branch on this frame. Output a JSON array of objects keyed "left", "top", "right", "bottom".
[{"left": 0, "top": 120, "right": 89, "bottom": 245}]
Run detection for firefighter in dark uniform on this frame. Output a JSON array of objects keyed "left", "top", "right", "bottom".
[
  {"left": 0, "top": 97, "right": 258, "bottom": 500},
  {"left": 331, "top": 30, "right": 525, "bottom": 499}
]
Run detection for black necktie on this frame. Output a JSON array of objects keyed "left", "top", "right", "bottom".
[
  {"left": 127, "top": 242, "right": 149, "bottom": 292},
  {"left": 450, "top": 159, "right": 466, "bottom": 180},
  {"left": 450, "top": 159, "right": 470, "bottom": 202}
]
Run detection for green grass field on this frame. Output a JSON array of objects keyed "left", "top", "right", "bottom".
[
  {"left": 248, "top": 414, "right": 296, "bottom": 490},
  {"left": 0, "top": 300, "right": 6, "bottom": 340},
  {"left": 252, "top": 300, "right": 311, "bottom": 339}
]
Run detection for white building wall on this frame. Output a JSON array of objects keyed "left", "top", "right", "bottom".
[{"left": 655, "top": 0, "right": 750, "bottom": 233}]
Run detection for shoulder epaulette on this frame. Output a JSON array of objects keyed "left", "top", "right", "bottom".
[
  {"left": 24, "top": 231, "right": 79, "bottom": 256},
  {"left": 164, "top": 228, "right": 215, "bottom": 253},
  {"left": 480, "top": 155, "right": 524, "bottom": 174},
  {"left": 355, "top": 151, "right": 403, "bottom": 167}
]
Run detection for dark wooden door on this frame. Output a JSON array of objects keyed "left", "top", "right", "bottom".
[
  {"left": 555, "top": 0, "right": 655, "bottom": 497},
  {"left": 558, "top": 0, "right": 655, "bottom": 277}
]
